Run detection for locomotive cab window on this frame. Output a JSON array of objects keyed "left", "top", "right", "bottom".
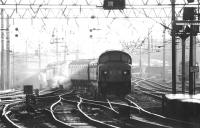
[
  {"left": 99, "top": 55, "right": 109, "bottom": 63},
  {"left": 122, "top": 54, "right": 131, "bottom": 64},
  {"left": 99, "top": 51, "right": 132, "bottom": 64},
  {"left": 110, "top": 53, "right": 120, "bottom": 61}
]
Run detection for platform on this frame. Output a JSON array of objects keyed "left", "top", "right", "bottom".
[{"left": 163, "top": 93, "right": 200, "bottom": 122}]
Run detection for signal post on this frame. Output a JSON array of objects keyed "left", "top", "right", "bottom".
[{"left": 175, "top": 21, "right": 200, "bottom": 95}]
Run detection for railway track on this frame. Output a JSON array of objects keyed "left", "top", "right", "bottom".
[
  {"left": 126, "top": 98, "right": 199, "bottom": 128},
  {"left": 0, "top": 90, "right": 24, "bottom": 101},
  {"left": 0, "top": 87, "right": 61, "bottom": 102},
  {"left": 132, "top": 78, "right": 194, "bottom": 102},
  {"left": 51, "top": 95, "right": 96, "bottom": 128},
  {"left": 143, "top": 79, "right": 187, "bottom": 93},
  {"left": 132, "top": 77, "right": 174, "bottom": 100},
  {"left": 0, "top": 89, "right": 23, "bottom": 96},
  {"left": 132, "top": 81, "right": 164, "bottom": 100},
  {"left": 78, "top": 98, "right": 129, "bottom": 128},
  {"left": 1, "top": 89, "right": 73, "bottom": 128},
  {"left": 134, "top": 77, "right": 171, "bottom": 92},
  {"left": 1, "top": 85, "right": 199, "bottom": 128},
  {"left": 51, "top": 94, "right": 124, "bottom": 128},
  {"left": 139, "top": 81, "right": 171, "bottom": 93},
  {"left": 132, "top": 77, "right": 183, "bottom": 93},
  {"left": 79, "top": 96, "right": 197, "bottom": 128},
  {"left": 51, "top": 93, "right": 134, "bottom": 128},
  {"left": 0, "top": 89, "right": 26, "bottom": 128}
]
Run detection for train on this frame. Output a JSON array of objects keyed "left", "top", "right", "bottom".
[{"left": 68, "top": 50, "right": 132, "bottom": 97}]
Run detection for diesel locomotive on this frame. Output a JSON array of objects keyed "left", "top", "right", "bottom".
[{"left": 69, "top": 50, "right": 132, "bottom": 97}]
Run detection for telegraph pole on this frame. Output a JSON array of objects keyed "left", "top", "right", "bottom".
[
  {"left": 178, "top": 32, "right": 189, "bottom": 94},
  {"left": 171, "top": 0, "right": 176, "bottom": 94},
  {"left": 52, "top": 36, "right": 59, "bottom": 66},
  {"left": 50, "top": 30, "right": 65, "bottom": 75},
  {"left": 148, "top": 29, "right": 150, "bottom": 68},
  {"left": 1, "top": 9, "right": 5, "bottom": 90},
  {"left": 189, "top": 25, "right": 195, "bottom": 95},
  {"left": 12, "top": 49, "right": 14, "bottom": 88},
  {"left": 64, "top": 41, "right": 67, "bottom": 62},
  {"left": 55, "top": 38, "right": 58, "bottom": 65},
  {"left": 26, "top": 40, "right": 28, "bottom": 66},
  {"left": 64, "top": 31, "right": 67, "bottom": 62},
  {"left": 6, "top": 15, "right": 10, "bottom": 89},
  {"left": 163, "top": 25, "right": 166, "bottom": 82},
  {"left": 38, "top": 44, "right": 41, "bottom": 89},
  {"left": 139, "top": 45, "right": 142, "bottom": 77},
  {"left": 182, "top": 37, "right": 186, "bottom": 93}
]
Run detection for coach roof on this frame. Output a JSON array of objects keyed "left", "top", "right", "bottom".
[{"left": 69, "top": 59, "right": 95, "bottom": 65}]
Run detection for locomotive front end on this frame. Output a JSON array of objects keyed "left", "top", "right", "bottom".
[
  {"left": 99, "top": 63, "right": 131, "bottom": 96},
  {"left": 97, "top": 50, "right": 132, "bottom": 97}
]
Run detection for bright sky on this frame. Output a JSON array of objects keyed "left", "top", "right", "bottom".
[
  {"left": 3, "top": 0, "right": 200, "bottom": 88},
  {"left": 6, "top": 0, "right": 192, "bottom": 65},
  {"left": 10, "top": 17, "right": 167, "bottom": 60}
]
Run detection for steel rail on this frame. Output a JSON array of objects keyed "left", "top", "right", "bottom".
[
  {"left": 49, "top": 96, "right": 73, "bottom": 128},
  {"left": 126, "top": 98, "right": 196, "bottom": 128},
  {"left": 2, "top": 101, "right": 24, "bottom": 128},
  {"left": 77, "top": 98, "right": 120, "bottom": 128}
]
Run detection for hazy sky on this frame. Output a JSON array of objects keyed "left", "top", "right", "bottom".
[{"left": 10, "top": 17, "right": 167, "bottom": 60}]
